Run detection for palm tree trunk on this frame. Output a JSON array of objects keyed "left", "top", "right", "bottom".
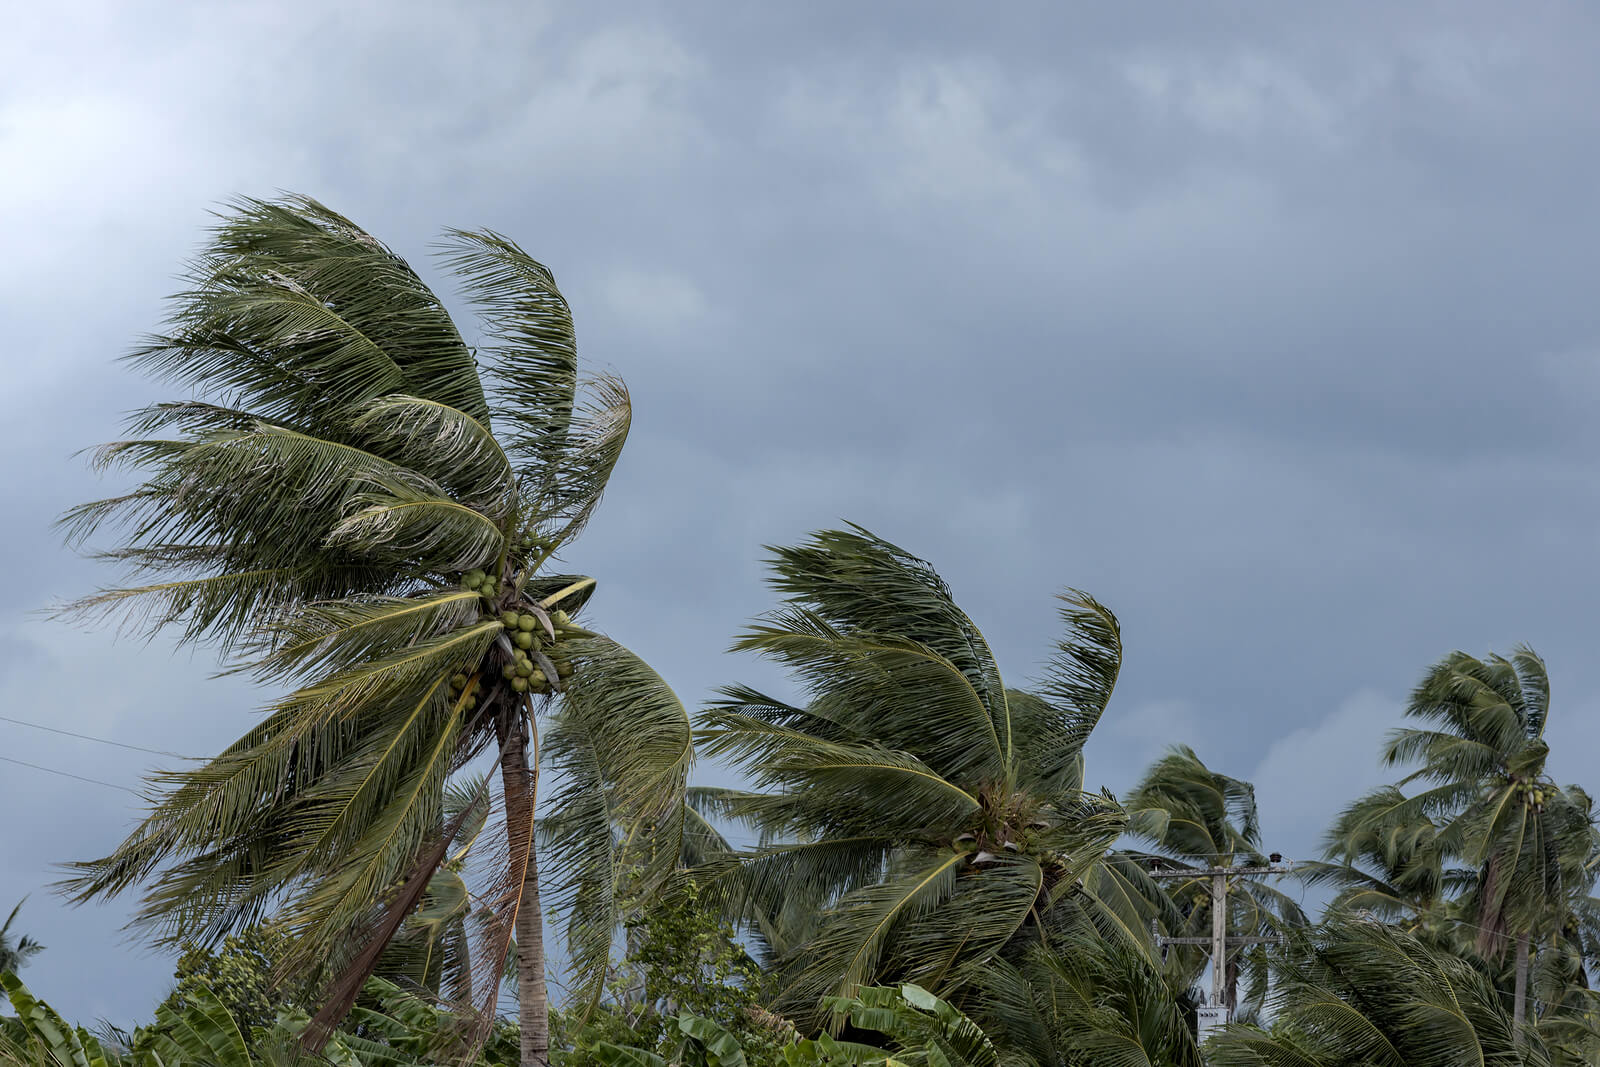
[
  {"left": 1513, "top": 931, "right": 1530, "bottom": 1040},
  {"left": 499, "top": 709, "right": 549, "bottom": 1067}
]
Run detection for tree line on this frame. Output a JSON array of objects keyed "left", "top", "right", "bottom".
[{"left": 3, "top": 196, "right": 1595, "bottom": 1067}]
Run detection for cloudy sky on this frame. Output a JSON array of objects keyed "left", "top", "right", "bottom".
[{"left": 6, "top": 0, "right": 1600, "bottom": 1025}]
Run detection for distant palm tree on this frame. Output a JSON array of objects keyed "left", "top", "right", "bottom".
[
  {"left": 1378, "top": 648, "right": 1599, "bottom": 1033},
  {"left": 697, "top": 527, "right": 1128, "bottom": 1029},
  {"left": 1124, "top": 747, "right": 1304, "bottom": 1014},
  {"left": 0, "top": 901, "right": 43, "bottom": 976},
  {"left": 55, "top": 196, "right": 691, "bottom": 1067}
]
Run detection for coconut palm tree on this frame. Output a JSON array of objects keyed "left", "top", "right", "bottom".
[
  {"left": 54, "top": 196, "right": 692, "bottom": 1067},
  {"left": 1123, "top": 747, "right": 1304, "bottom": 1016},
  {"left": 1377, "top": 648, "right": 1599, "bottom": 1035},
  {"left": 0, "top": 903, "right": 43, "bottom": 978},
  {"left": 696, "top": 527, "right": 1128, "bottom": 1030}
]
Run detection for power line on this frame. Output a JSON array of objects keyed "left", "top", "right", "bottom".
[
  {"left": 0, "top": 714, "right": 189, "bottom": 760},
  {"left": 0, "top": 754, "right": 144, "bottom": 796}
]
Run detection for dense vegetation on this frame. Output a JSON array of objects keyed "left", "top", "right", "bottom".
[{"left": 5, "top": 198, "right": 1596, "bottom": 1066}]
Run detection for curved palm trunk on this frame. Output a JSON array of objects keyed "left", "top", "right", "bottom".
[
  {"left": 1513, "top": 931, "right": 1530, "bottom": 1041},
  {"left": 499, "top": 711, "right": 549, "bottom": 1067}
]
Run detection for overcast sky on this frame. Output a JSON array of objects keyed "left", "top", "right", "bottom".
[{"left": 6, "top": 0, "right": 1600, "bottom": 1026}]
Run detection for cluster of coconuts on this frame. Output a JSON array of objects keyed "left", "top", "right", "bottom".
[
  {"left": 515, "top": 533, "right": 553, "bottom": 557},
  {"left": 1511, "top": 778, "right": 1552, "bottom": 812},
  {"left": 447, "top": 672, "right": 480, "bottom": 711},
  {"left": 452, "top": 567, "right": 578, "bottom": 702},
  {"left": 461, "top": 568, "right": 503, "bottom": 600},
  {"left": 498, "top": 607, "right": 575, "bottom": 695}
]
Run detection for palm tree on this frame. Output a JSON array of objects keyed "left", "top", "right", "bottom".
[
  {"left": 54, "top": 196, "right": 692, "bottom": 1066},
  {"left": 696, "top": 527, "right": 1128, "bottom": 1029},
  {"left": 1379, "top": 648, "right": 1599, "bottom": 1034},
  {"left": 1207, "top": 917, "right": 1540, "bottom": 1067},
  {"left": 1123, "top": 747, "right": 1304, "bottom": 1016},
  {"left": 0, "top": 902, "right": 43, "bottom": 977}
]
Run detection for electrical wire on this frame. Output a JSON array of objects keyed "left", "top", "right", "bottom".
[
  {"left": 0, "top": 754, "right": 144, "bottom": 796},
  {"left": 0, "top": 713, "right": 190, "bottom": 760}
]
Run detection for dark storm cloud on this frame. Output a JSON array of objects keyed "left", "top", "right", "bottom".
[{"left": 5, "top": 0, "right": 1600, "bottom": 1024}]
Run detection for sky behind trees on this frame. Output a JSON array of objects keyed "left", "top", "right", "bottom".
[{"left": 5, "top": 0, "right": 1600, "bottom": 1025}]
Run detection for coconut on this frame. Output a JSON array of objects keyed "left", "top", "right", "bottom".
[
  {"left": 514, "top": 631, "right": 534, "bottom": 650},
  {"left": 517, "top": 615, "right": 537, "bottom": 632},
  {"left": 500, "top": 611, "right": 519, "bottom": 628},
  {"left": 511, "top": 676, "right": 529, "bottom": 693}
]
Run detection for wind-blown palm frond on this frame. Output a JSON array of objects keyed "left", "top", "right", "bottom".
[
  {"left": 351, "top": 395, "right": 517, "bottom": 512},
  {"left": 540, "top": 637, "right": 693, "bottom": 1012},
  {"left": 1036, "top": 591, "right": 1122, "bottom": 758}
]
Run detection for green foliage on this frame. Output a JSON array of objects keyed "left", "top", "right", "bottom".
[
  {"left": 2, "top": 970, "right": 519, "bottom": 1067},
  {"left": 576, "top": 985, "right": 993, "bottom": 1067},
  {"left": 556, "top": 885, "right": 791, "bottom": 1067},
  {"left": 1, "top": 972, "right": 135, "bottom": 1067},
  {"left": 160, "top": 923, "right": 305, "bottom": 1044}
]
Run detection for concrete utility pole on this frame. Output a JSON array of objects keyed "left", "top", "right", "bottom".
[{"left": 1149, "top": 860, "right": 1293, "bottom": 1040}]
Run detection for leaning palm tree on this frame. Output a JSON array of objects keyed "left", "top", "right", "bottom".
[
  {"left": 696, "top": 527, "right": 1128, "bottom": 1030},
  {"left": 54, "top": 196, "right": 692, "bottom": 1067},
  {"left": 1379, "top": 648, "right": 1599, "bottom": 1034}
]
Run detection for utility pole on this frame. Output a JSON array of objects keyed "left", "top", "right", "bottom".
[{"left": 1149, "top": 858, "right": 1293, "bottom": 1040}]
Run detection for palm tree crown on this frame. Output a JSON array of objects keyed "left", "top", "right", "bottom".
[{"left": 697, "top": 527, "right": 1128, "bottom": 1026}]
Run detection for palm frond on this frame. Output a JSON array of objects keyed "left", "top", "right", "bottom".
[
  {"left": 352, "top": 394, "right": 517, "bottom": 514},
  {"left": 696, "top": 708, "right": 982, "bottom": 840},
  {"left": 1034, "top": 590, "right": 1122, "bottom": 759},
  {"left": 435, "top": 229, "right": 577, "bottom": 474},
  {"left": 729, "top": 610, "right": 1006, "bottom": 785},
  {"left": 539, "top": 637, "right": 693, "bottom": 1011},
  {"left": 326, "top": 482, "right": 505, "bottom": 572}
]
